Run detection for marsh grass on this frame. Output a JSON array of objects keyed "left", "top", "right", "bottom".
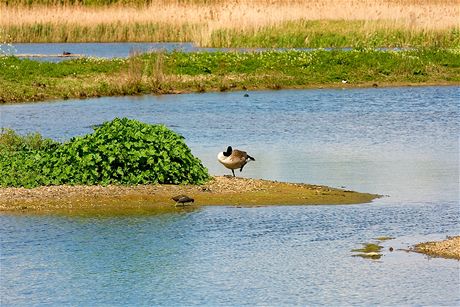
[
  {"left": 211, "top": 20, "right": 460, "bottom": 48},
  {"left": 352, "top": 243, "right": 383, "bottom": 253},
  {"left": 352, "top": 243, "right": 384, "bottom": 260},
  {"left": 149, "top": 52, "right": 166, "bottom": 91},
  {"left": 125, "top": 55, "right": 144, "bottom": 93},
  {"left": 1, "top": 48, "right": 459, "bottom": 103},
  {"left": 2, "top": 0, "right": 459, "bottom": 47}
]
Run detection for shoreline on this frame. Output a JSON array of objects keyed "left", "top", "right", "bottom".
[
  {"left": 414, "top": 236, "right": 460, "bottom": 260},
  {"left": 2, "top": 81, "right": 460, "bottom": 105},
  {"left": 0, "top": 176, "right": 380, "bottom": 214}
]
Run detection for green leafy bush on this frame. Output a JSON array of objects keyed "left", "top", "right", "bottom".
[
  {"left": 0, "top": 128, "right": 58, "bottom": 151},
  {"left": 0, "top": 128, "right": 58, "bottom": 187},
  {"left": 0, "top": 118, "right": 210, "bottom": 187}
]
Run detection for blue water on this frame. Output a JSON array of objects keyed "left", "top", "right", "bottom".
[
  {"left": 10, "top": 42, "right": 197, "bottom": 61},
  {"left": 1, "top": 87, "right": 459, "bottom": 305},
  {"left": 7, "top": 42, "right": 403, "bottom": 62}
]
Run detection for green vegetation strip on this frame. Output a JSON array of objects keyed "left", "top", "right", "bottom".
[
  {"left": 1, "top": 48, "right": 459, "bottom": 104},
  {"left": 351, "top": 236, "right": 395, "bottom": 260},
  {"left": 0, "top": 118, "right": 210, "bottom": 187},
  {"left": 352, "top": 243, "right": 384, "bottom": 259}
]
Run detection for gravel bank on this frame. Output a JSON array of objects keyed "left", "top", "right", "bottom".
[
  {"left": 415, "top": 236, "right": 460, "bottom": 260},
  {"left": 0, "top": 176, "right": 379, "bottom": 214}
]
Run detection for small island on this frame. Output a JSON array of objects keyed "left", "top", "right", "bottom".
[
  {"left": 0, "top": 176, "right": 380, "bottom": 213},
  {"left": 0, "top": 118, "right": 379, "bottom": 214}
]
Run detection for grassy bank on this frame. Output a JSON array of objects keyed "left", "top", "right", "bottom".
[
  {"left": 0, "top": 48, "right": 459, "bottom": 103},
  {"left": 1, "top": 0, "right": 459, "bottom": 47}
]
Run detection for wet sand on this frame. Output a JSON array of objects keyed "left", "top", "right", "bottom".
[{"left": 0, "top": 176, "right": 380, "bottom": 214}]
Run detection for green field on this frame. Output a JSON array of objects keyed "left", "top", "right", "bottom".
[{"left": 1, "top": 48, "right": 459, "bottom": 104}]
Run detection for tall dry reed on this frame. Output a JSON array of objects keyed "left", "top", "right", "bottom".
[{"left": 1, "top": 0, "right": 459, "bottom": 45}]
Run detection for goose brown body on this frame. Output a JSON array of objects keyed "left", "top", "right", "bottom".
[{"left": 217, "top": 146, "right": 255, "bottom": 177}]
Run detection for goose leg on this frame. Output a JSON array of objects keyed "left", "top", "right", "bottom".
[{"left": 232, "top": 169, "right": 235, "bottom": 177}]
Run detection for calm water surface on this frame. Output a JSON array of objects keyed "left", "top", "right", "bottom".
[
  {"left": 9, "top": 43, "right": 398, "bottom": 62},
  {"left": 9, "top": 42, "right": 324, "bottom": 58},
  {"left": 10, "top": 43, "right": 197, "bottom": 61},
  {"left": 1, "top": 87, "right": 459, "bottom": 305}
]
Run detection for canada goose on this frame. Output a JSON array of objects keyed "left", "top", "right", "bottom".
[
  {"left": 172, "top": 194, "right": 194, "bottom": 206},
  {"left": 217, "top": 146, "right": 255, "bottom": 177}
]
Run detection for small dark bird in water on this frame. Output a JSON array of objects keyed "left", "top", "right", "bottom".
[
  {"left": 217, "top": 146, "right": 255, "bottom": 177},
  {"left": 244, "top": 93, "right": 249, "bottom": 97},
  {"left": 63, "top": 51, "right": 72, "bottom": 56},
  {"left": 172, "top": 194, "right": 194, "bottom": 206}
]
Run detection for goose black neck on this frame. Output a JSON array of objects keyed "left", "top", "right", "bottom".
[{"left": 224, "top": 146, "right": 232, "bottom": 157}]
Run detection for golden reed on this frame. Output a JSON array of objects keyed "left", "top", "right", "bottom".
[{"left": 1, "top": 0, "right": 459, "bottom": 45}]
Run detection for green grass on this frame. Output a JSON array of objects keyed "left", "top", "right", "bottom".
[{"left": 1, "top": 48, "right": 459, "bottom": 103}]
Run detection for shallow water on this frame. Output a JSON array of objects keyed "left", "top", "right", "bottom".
[
  {"left": 1, "top": 87, "right": 459, "bottom": 305},
  {"left": 10, "top": 42, "right": 197, "bottom": 61},
  {"left": 9, "top": 42, "right": 400, "bottom": 62}
]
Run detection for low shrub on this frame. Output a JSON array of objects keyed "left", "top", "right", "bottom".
[
  {"left": 0, "top": 128, "right": 58, "bottom": 151},
  {"left": 0, "top": 118, "right": 210, "bottom": 187}
]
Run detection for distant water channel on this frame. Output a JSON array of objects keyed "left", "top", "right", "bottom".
[
  {"left": 7, "top": 42, "right": 401, "bottom": 62},
  {"left": 1, "top": 87, "right": 459, "bottom": 305},
  {"left": 11, "top": 42, "right": 199, "bottom": 61}
]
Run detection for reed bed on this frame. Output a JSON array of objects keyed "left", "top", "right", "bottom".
[{"left": 1, "top": 0, "right": 459, "bottom": 47}]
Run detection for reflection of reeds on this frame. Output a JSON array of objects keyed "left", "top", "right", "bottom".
[{"left": 1, "top": 0, "right": 459, "bottom": 46}]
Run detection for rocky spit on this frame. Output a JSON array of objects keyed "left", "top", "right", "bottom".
[
  {"left": 0, "top": 176, "right": 379, "bottom": 213},
  {"left": 415, "top": 236, "right": 460, "bottom": 260}
]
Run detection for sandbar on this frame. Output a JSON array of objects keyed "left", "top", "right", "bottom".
[{"left": 0, "top": 176, "right": 380, "bottom": 214}]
